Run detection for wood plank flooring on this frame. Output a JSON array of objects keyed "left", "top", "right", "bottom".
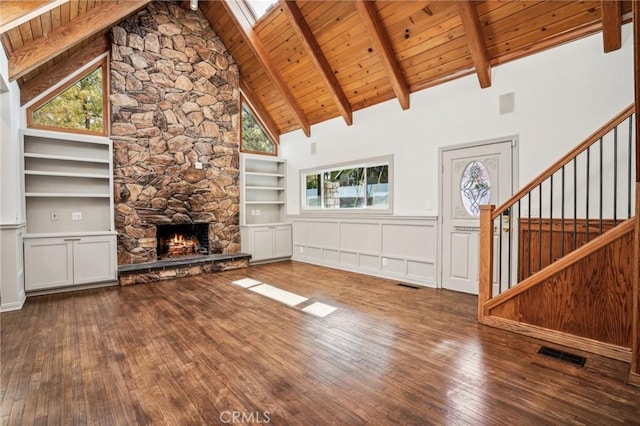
[{"left": 2, "top": 261, "right": 639, "bottom": 425}]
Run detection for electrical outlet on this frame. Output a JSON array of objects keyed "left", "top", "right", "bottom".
[
  {"left": 71, "top": 212, "right": 82, "bottom": 221},
  {"left": 299, "top": 247, "right": 304, "bottom": 254},
  {"left": 251, "top": 209, "right": 255, "bottom": 216},
  {"left": 382, "top": 257, "right": 388, "bottom": 266},
  {"left": 50, "top": 210, "right": 59, "bottom": 221},
  {"left": 195, "top": 162, "right": 203, "bottom": 169},
  {"left": 255, "top": 209, "right": 261, "bottom": 216}
]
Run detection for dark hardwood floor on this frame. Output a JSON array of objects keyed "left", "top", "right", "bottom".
[{"left": 2, "top": 261, "right": 639, "bottom": 425}]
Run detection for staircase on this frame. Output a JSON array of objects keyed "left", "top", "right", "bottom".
[{"left": 477, "top": 105, "right": 638, "bottom": 374}]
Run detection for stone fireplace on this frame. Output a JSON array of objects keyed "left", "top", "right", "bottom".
[{"left": 110, "top": 1, "right": 248, "bottom": 284}]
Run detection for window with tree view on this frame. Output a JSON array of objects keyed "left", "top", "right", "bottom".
[
  {"left": 302, "top": 156, "right": 392, "bottom": 212},
  {"left": 28, "top": 60, "right": 107, "bottom": 135},
  {"left": 241, "top": 102, "right": 275, "bottom": 154}
]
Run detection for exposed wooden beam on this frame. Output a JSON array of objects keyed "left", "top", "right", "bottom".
[
  {"left": 240, "top": 79, "right": 280, "bottom": 145},
  {"left": 353, "top": 0, "right": 409, "bottom": 110},
  {"left": 8, "top": 0, "right": 151, "bottom": 81},
  {"left": 280, "top": 0, "right": 352, "bottom": 126},
  {"left": 601, "top": 0, "right": 622, "bottom": 52},
  {"left": 223, "top": 0, "right": 311, "bottom": 137},
  {"left": 457, "top": 0, "right": 491, "bottom": 88},
  {"left": 20, "top": 35, "right": 109, "bottom": 106}
]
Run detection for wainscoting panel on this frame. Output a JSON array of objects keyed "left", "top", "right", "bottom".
[
  {"left": 291, "top": 216, "right": 438, "bottom": 287},
  {"left": 308, "top": 221, "right": 340, "bottom": 248},
  {"left": 340, "top": 222, "right": 381, "bottom": 254}
]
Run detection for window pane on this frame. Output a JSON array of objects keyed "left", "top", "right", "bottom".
[
  {"left": 366, "top": 165, "right": 389, "bottom": 207},
  {"left": 324, "top": 167, "right": 365, "bottom": 208},
  {"left": 32, "top": 67, "right": 104, "bottom": 133},
  {"left": 460, "top": 160, "right": 491, "bottom": 217},
  {"left": 305, "top": 174, "right": 321, "bottom": 207},
  {"left": 241, "top": 103, "right": 275, "bottom": 153}
]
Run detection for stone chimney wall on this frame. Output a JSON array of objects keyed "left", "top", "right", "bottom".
[{"left": 110, "top": 1, "right": 240, "bottom": 265}]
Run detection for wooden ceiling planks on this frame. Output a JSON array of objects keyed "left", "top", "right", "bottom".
[
  {"left": 201, "top": 0, "right": 298, "bottom": 135},
  {"left": 0, "top": 0, "right": 630, "bottom": 138},
  {"left": 281, "top": 0, "right": 352, "bottom": 125}
]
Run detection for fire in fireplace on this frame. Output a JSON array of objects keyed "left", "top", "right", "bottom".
[{"left": 156, "top": 224, "right": 209, "bottom": 260}]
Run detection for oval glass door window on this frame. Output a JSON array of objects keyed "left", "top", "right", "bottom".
[{"left": 460, "top": 160, "right": 491, "bottom": 217}]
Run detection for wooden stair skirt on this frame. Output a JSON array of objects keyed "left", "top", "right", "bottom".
[{"left": 480, "top": 218, "right": 635, "bottom": 362}]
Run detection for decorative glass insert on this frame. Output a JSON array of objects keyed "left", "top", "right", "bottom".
[
  {"left": 241, "top": 102, "right": 275, "bottom": 154},
  {"left": 29, "top": 61, "right": 106, "bottom": 135},
  {"left": 460, "top": 160, "right": 491, "bottom": 217}
]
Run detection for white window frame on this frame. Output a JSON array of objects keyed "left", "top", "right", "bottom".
[{"left": 300, "top": 155, "right": 393, "bottom": 214}]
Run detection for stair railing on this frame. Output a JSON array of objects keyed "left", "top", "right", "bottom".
[{"left": 479, "top": 105, "right": 636, "bottom": 319}]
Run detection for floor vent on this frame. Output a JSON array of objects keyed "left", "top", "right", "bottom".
[
  {"left": 397, "top": 283, "right": 422, "bottom": 289},
  {"left": 537, "top": 346, "right": 586, "bottom": 367}
]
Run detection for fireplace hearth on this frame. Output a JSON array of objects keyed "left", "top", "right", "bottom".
[{"left": 157, "top": 224, "right": 209, "bottom": 260}]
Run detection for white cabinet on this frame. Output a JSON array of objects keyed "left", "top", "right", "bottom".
[
  {"left": 241, "top": 225, "right": 293, "bottom": 262},
  {"left": 24, "top": 235, "right": 117, "bottom": 291},
  {"left": 20, "top": 129, "right": 117, "bottom": 291}
]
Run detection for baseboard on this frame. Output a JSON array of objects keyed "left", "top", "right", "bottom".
[
  {"left": 482, "top": 316, "right": 632, "bottom": 362},
  {"left": 26, "top": 280, "right": 119, "bottom": 297},
  {"left": 627, "top": 372, "right": 640, "bottom": 388},
  {"left": 0, "top": 289, "right": 26, "bottom": 312},
  {"left": 293, "top": 256, "right": 437, "bottom": 288}
]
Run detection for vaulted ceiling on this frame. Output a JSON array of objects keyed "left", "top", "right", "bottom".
[{"left": 0, "top": 1, "right": 633, "bottom": 141}]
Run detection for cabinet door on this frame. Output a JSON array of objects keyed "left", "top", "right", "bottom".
[
  {"left": 24, "top": 238, "right": 73, "bottom": 290},
  {"left": 250, "top": 227, "right": 275, "bottom": 261},
  {"left": 273, "top": 225, "right": 292, "bottom": 258},
  {"left": 73, "top": 236, "right": 117, "bottom": 284}
]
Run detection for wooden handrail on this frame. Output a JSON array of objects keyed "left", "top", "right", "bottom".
[{"left": 492, "top": 104, "right": 635, "bottom": 219}]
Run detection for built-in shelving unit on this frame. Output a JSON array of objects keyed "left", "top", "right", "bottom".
[
  {"left": 240, "top": 154, "right": 287, "bottom": 225},
  {"left": 240, "top": 154, "right": 292, "bottom": 262},
  {"left": 20, "top": 129, "right": 117, "bottom": 291}
]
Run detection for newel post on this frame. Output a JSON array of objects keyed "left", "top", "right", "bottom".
[{"left": 478, "top": 204, "right": 495, "bottom": 323}]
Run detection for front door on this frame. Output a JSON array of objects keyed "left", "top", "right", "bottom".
[{"left": 441, "top": 140, "right": 514, "bottom": 294}]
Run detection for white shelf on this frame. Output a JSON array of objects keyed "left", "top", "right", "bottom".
[
  {"left": 25, "top": 170, "right": 109, "bottom": 179},
  {"left": 246, "top": 186, "right": 285, "bottom": 191},
  {"left": 24, "top": 152, "right": 110, "bottom": 164},
  {"left": 246, "top": 200, "right": 285, "bottom": 205},
  {"left": 25, "top": 192, "right": 111, "bottom": 198},
  {"left": 245, "top": 172, "right": 285, "bottom": 178}
]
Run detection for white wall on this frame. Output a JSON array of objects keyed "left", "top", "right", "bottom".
[
  {"left": 0, "top": 45, "right": 26, "bottom": 311},
  {"left": 281, "top": 25, "right": 634, "bottom": 217},
  {"left": 1, "top": 46, "right": 22, "bottom": 223}
]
